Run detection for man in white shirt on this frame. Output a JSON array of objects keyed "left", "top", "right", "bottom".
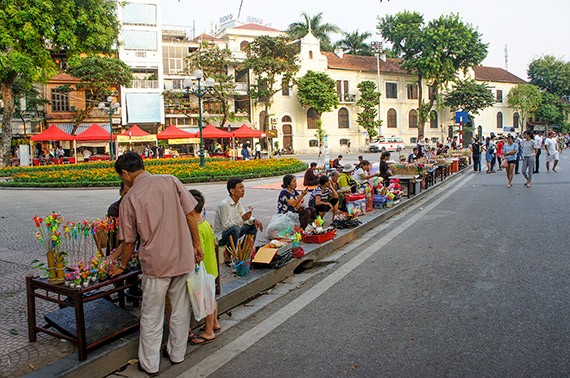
[
  {"left": 533, "top": 133, "right": 543, "bottom": 173},
  {"left": 544, "top": 131, "right": 559, "bottom": 172},
  {"left": 214, "top": 177, "right": 263, "bottom": 262}
]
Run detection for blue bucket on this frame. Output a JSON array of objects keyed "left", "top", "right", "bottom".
[{"left": 234, "top": 261, "right": 251, "bottom": 276}]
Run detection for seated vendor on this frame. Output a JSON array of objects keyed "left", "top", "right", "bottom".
[
  {"left": 308, "top": 175, "right": 339, "bottom": 218},
  {"left": 408, "top": 147, "right": 421, "bottom": 163},
  {"left": 332, "top": 155, "right": 343, "bottom": 170},
  {"left": 303, "top": 162, "right": 321, "bottom": 186},
  {"left": 278, "top": 174, "right": 313, "bottom": 228},
  {"left": 214, "top": 177, "right": 263, "bottom": 263},
  {"left": 354, "top": 160, "right": 380, "bottom": 185}
]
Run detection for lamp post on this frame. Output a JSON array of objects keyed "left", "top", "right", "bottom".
[
  {"left": 371, "top": 41, "right": 385, "bottom": 136},
  {"left": 98, "top": 95, "right": 120, "bottom": 160},
  {"left": 183, "top": 69, "right": 215, "bottom": 167}
]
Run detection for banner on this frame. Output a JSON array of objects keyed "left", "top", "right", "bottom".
[
  {"left": 116, "top": 135, "right": 157, "bottom": 143},
  {"left": 168, "top": 138, "right": 200, "bottom": 145}
]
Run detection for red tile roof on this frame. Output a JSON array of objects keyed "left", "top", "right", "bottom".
[
  {"left": 473, "top": 66, "right": 526, "bottom": 84},
  {"left": 232, "top": 23, "right": 282, "bottom": 32},
  {"left": 194, "top": 33, "right": 224, "bottom": 43},
  {"left": 321, "top": 52, "right": 409, "bottom": 75}
]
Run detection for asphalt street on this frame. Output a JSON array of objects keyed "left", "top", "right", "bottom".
[{"left": 171, "top": 154, "right": 570, "bottom": 378}]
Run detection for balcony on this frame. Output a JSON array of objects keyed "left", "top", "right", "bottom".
[
  {"left": 342, "top": 94, "right": 356, "bottom": 102},
  {"left": 131, "top": 79, "right": 159, "bottom": 89}
]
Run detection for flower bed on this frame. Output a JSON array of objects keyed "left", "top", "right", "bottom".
[{"left": 0, "top": 158, "right": 307, "bottom": 187}]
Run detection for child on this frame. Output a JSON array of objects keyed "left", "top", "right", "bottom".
[{"left": 188, "top": 189, "right": 221, "bottom": 345}]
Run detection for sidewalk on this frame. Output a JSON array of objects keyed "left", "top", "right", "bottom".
[{"left": 20, "top": 164, "right": 469, "bottom": 378}]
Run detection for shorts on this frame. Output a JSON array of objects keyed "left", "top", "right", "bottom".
[
  {"left": 507, "top": 160, "right": 516, "bottom": 165},
  {"left": 547, "top": 152, "right": 559, "bottom": 162}
]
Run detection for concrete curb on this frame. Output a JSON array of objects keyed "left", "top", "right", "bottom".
[{"left": 27, "top": 168, "right": 469, "bottom": 378}]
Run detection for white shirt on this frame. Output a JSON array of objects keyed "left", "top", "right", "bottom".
[
  {"left": 534, "top": 135, "right": 543, "bottom": 148},
  {"left": 213, "top": 196, "right": 254, "bottom": 240},
  {"left": 544, "top": 137, "right": 557, "bottom": 154},
  {"left": 353, "top": 168, "right": 368, "bottom": 185}
]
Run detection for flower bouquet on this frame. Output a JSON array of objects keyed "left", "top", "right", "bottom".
[{"left": 32, "top": 213, "right": 66, "bottom": 283}]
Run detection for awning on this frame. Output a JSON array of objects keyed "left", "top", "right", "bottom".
[
  {"left": 75, "top": 124, "right": 116, "bottom": 141},
  {"left": 232, "top": 124, "right": 266, "bottom": 138},
  {"left": 157, "top": 124, "right": 197, "bottom": 140},
  {"left": 30, "top": 124, "right": 75, "bottom": 141},
  {"left": 117, "top": 124, "right": 157, "bottom": 143}
]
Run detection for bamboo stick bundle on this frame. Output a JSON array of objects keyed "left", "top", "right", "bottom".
[{"left": 225, "top": 235, "right": 255, "bottom": 262}]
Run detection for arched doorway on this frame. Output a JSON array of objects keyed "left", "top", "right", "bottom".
[{"left": 282, "top": 115, "right": 293, "bottom": 151}]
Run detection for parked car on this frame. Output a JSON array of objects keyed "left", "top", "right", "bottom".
[{"left": 369, "top": 136, "right": 405, "bottom": 152}]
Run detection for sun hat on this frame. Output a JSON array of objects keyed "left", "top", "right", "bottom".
[{"left": 342, "top": 163, "right": 355, "bottom": 172}]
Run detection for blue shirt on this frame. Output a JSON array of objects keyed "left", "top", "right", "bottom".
[
  {"left": 503, "top": 143, "right": 518, "bottom": 161},
  {"left": 278, "top": 189, "right": 299, "bottom": 213}
]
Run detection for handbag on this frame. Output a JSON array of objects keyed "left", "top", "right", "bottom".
[{"left": 501, "top": 159, "right": 508, "bottom": 168}]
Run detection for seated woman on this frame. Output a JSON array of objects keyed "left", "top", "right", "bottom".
[
  {"left": 408, "top": 147, "right": 421, "bottom": 163},
  {"left": 308, "top": 175, "right": 339, "bottom": 218},
  {"left": 379, "top": 151, "right": 393, "bottom": 182},
  {"left": 277, "top": 174, "right": 314, "bottom": 228},
  {"left": 329, "top": 170, "right": 350, "bottom": 212},
  {"left": 353, "top": 160, "right": 380, "bottom": 185}
]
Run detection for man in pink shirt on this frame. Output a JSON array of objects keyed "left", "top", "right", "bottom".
[{"left": 112, "top": 151, "right": 203, "bottom": 376}]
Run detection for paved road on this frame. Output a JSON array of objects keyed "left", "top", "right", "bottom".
[
  {"left": 0, "top": 152, "right": 377, "bottom": 377},
  {"left": 173, "top": 155, "right": 570, "bottom": 377}
]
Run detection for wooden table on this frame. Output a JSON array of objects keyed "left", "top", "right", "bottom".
[
  {"left": 26, "top": 270, "right": 141, "bottom": 361},
  {"left": 391, "top": 174, "right": 419, "bottom": 198}
]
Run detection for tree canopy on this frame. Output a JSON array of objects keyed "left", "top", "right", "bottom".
[
  {"left": 378, "top": 11, "right": 488, "bottom": 136},
  {"left": 287, "top": 12, "right": 341, "bottom": 52},
  {"left": 356, "top": 80, "right": 381, "bottom": 139},
  {"left": 443, "top": 78, "right": 495, "bottom": 115},
  {"left": 528, "top": 55, "right": 570, "bottom": 97},
  {"left": 243, "top": 35, "right": 299, "bottom": 132},
  {"left": 507, "top": 83, "right": 542, "bottom": 129},
  {"left": 0, "top": 0, "right": 121, "bottom": 167},
  {"left": 334, "top": 30, "right": 373, "bottom": 56}
]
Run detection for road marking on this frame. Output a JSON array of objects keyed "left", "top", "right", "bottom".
[{"left": 178, "top": 173, "right": 475, "bottom": 378}]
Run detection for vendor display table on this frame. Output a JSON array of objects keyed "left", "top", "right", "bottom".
[
  {"left": 26, "top": 270, "right": 141, "bottom": 361},
  {"left": 391, "top": 174, "right": 419, "bottom": 198}
]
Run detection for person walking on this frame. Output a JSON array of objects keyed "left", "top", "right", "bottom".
[
  {"left": 533, "top": 132, "right": 543, "bottom": 173},
  {"left": 470, "top": 136, "right": 482, "bottom": 172},
  {"left": 484, "top": 137, "right": 496, "bottom": 174},
  {"left": 111, "top": 151, "right": 203, "bottom": 376},
  {"left": 502, "top": 135, "right": 518, "bottom": 188},
  {"left": 496, "top": 138, "right": 505, "bottom": 171},
  {"left": 520, "top": 130, "right": 538, "bottom": 187},
  {"left": 544, "top": 131, "right": 559, "bottom": 172}
]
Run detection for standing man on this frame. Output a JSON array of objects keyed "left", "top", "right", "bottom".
[
  {"left": 544, "top": 131, "right": 559, "bottom": 172},
  {"left": 111, "top": 151, "right": 203, "bottom": 376},
  {"left": 533, "top": 132, "right": 543, "bottom": 173},
  {"left": 214, "top": 178, "right": 263, "bottom": 263},
  {"left": 470, "top": 136, "right": 482, "bottom": 173},
  {"left": 254, "top": 142, "right": 261, "bottom": 159}
]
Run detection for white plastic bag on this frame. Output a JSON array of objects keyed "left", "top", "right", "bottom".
[
  {"left": 186, "top": 262, "right": 216, "bottom": 321},
  {"left": 267, "top": 212, "right": 300, "bottom": 239}
]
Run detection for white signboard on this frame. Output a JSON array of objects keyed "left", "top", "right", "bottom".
[{"left": 19, "top": 144, "right": 31, "bottom": 166}]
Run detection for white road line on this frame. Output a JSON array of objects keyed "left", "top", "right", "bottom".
[{"left": 178, "top": 173, "right": 475, "bottom": 378}]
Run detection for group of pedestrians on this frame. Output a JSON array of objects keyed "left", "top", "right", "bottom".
[{"left": 471, "top": 129, "right": 564, "bottom": 188}]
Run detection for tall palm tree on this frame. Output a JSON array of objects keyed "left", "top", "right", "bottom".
[
  {"left": 287, "top": 12, "right": 341, "bottom": 52},
  {"left": 334, "top": 30, "right": 373, "bottom": 56}
]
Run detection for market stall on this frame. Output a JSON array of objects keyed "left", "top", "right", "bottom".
[
  {"left": 30, "top": 125, "right": 76, "bottom": 165},
  {"left": 116, "top": 125, "right": 157, "bottom": 154},
  {"left": 156, "top": 125, "right": 198, "bottom": 157},
  {"left": 75, "top": 123, "right": 117, "bottom": 162}
]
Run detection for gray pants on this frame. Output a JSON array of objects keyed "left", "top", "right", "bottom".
[{"left": 522, "top": 156, "right": 535, "bottom": 182}]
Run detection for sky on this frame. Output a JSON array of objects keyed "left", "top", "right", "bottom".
[{"left": 162, "top": 0, "right": 570, "bottom": 80}]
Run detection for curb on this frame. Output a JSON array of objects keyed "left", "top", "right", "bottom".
[{"left": 26, "top": 167, "right": 469, "bottom": 378}]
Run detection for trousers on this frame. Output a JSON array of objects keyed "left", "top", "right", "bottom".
[{"left": 521, "top": 156, "right": 535, "bottom": 182}]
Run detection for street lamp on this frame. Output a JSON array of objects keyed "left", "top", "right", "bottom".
[
  {"left": 98, "top": 95, "right": 120, "bottom": 160},
  {"left": 371, "top": 41, "right": 386, "bottom": 136},
  {"left": 183, "top": 69, "right": 215, "bottom": 167}
]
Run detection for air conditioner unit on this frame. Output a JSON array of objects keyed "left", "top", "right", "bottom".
[{"left": 270, "top": 117, "right": 278, "bottom": 124}]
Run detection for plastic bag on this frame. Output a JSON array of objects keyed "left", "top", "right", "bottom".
[
  {"left": 186, "top": 262, "right": 216, "bottom": 321},
  {"left": 267, "top": 212, "right": 300, "bottom": 240}
]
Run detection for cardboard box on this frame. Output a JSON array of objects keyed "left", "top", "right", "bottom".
[{"left": 252, "top": 241, "right": 292, "bottom": 264}]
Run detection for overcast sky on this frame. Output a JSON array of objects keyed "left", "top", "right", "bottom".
[{"left": 162, "top": 0, "right": 569, "bottom": 80}]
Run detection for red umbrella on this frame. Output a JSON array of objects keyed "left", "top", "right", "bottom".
[
  {"left": 200, "top": 124, "right": 232, "bottom": 139},
  {"left": 232, "top": 124, "right": 266, "bottom": 138},
  {"left": 119, "top": 124, "right": 151, "bottom": 137},
  {"left": 75, "top": 124, "right": 116, "bottom": 141},
  {"left": 31, "top": 124, "right": 75, "bottom": 141},
  {"left": 157, "top": 125, "right": 197, "bottom": 140}
]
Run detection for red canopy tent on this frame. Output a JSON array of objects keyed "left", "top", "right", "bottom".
[
  {"left": 75, "top": 123, "right": 116, "bottom": 141},
  {"left": 30, "top": 124, "right": 75, "bottom": 141},
  {"left": 201, "top": 124, "right": 232, "bottom": 139},
  {"left": 118, "top": 124, "right": 150, "bottom": 137},
  {"left": 117, "top": 124, "right": 157, "bottom": 143},
  {"left": 157, "top": 124, "right": 197, "bottom": 140},
  {"left": 231, "top": 124, "right": 266, "bottom": 138}
]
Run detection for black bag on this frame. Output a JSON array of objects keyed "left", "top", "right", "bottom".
[{"left": 269, "top": 248, "right": 292, "bottom": 269}]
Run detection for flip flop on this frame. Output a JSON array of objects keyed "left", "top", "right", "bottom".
[
  {"left": 189, "top": 335, "right": 216, "bottom": 346},
  {"left": 200, "top": 325, "right": 221, "bottom": 332}
]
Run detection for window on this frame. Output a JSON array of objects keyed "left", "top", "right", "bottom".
[
  {"left": 386, "top": 83, "right": 398, "bottom": 99},
  {"left": 281, "top": 79, "right": 290, "bottom": 96},
  {"left": 336, "top": 80, "right": 352, "bottom": 101},
  {"left": 307, "top": 108, "right": 318, "bottom": 129},
  {"left": 123, "top": 30, "right": 158, "bottom": 50},
  {"left": 239, "top": 41, "right": 249, "bottom": 51},
  {"left": 309, "top": 140, "right": 319, "bottom": 147},
  {"left": 496, "top": 112, "right": 503, "bottom": 129},
  {"left": 163, "top": 45, "right": 187, "bottom": 74},
  {"left": 513, "top": 112, "right": 520, "bottom": 128},
  {"left": 309, "top": 51, "right": 313, "bottom": 59},
  {"left": 407, "top": 84, "right": 418, "bottom": 99},
  {"left": 338, "top": 108, "right": 349, "bottom": 128},
  {"left": 122, "top": 3, "right": 157, "bottom": 26},
  {"left": 428, "top": 86, "right": 438, "bottom": 101},
  {"left": 339, "top": 138, "right": 349, "bottom": 146},
  {"left": 51, "top": 89, "right": 70, "bottom": 112},
  {"left": 496, "top": 89, "right": 503, "bottom": 102},
  {"left": 410, "top": 137, "right": 417, "bottom": 144},
  {"left": 387, "top": 108, "right": 397, "bottom": 128},
  {"left": 430, "top": 110, "right": 438, "bottom": 129},
  {"left": 282, "top": 115, "right": 292, "bottom": 123},
  {"left": 408, "top": 109, "right": 418, "bottom": 128}
]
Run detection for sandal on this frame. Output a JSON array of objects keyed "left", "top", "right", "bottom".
[
  {"left": 200, "top": 325, "right": 221, "bottom": 332},
  {"left": 189, "top": 335, "right": 216, "bottom": 345}
]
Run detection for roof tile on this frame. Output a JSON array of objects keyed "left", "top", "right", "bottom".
[
  {"left": 473, "top": 66, "right": 526, "bottom": 84},
  {"left": 321, "top": 52, "right": 408, "bottom": 75}
]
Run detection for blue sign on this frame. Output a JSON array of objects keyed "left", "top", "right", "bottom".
[{"left": 455, "top": 111, "right": 469, "bottom": 124}]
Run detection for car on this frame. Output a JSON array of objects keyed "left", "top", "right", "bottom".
[{"left": 369, "top": 136, "right": 405, "bottom": 152}]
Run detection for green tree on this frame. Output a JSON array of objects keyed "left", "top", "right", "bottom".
[
  {"left": 507, "top": 83, "right": 542, "bottom": 129},
  {"left": 296, "top": 71, "right": 339, "bottom": 148},
  {"left": 287, "top": 12, "right": 341, "bottom": 52},
  {"left": 0, "top": 0, "right": 120, "bottom": 167},
  {"left": 65, "top": 55, "right": 133, "bottom": 135},
  {"left": 528, "top": 55, "right": 570, "bottom": 97},
  {"left": 378, "top": 12, "right": 488, "bottom": 137},
  {"left": 444, "top": 78, "right": 495, "bottom": 115},
  {"left": 187, "top": 45, "right": 236, "bottom": 128},
  {"left": 356, "top": 81, "right": 381, "bottom": 139},
  {"left": 334, "top": 30, "right": 373, "bottom": 56},
  {"left": 535, "top": 91, "right": 569, "bottom": 131},
  {"left": 244, "top": 36, "right": 300, "bottom": 132}
]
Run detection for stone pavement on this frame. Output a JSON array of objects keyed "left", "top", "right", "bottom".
[{"left": 0, "top": 152, "right": 408, "bottom": 377}]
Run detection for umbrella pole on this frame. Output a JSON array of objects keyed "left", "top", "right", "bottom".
[{"left": 73, "top": 140, "right": 77, "bottom": 164}]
